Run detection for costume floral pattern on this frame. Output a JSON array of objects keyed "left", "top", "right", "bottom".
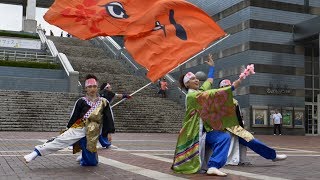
[{"left": 196, "top": 90, "right": 235, "bottom": 130}]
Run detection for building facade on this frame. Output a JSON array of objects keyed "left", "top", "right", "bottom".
[{"left": 171, "top": 0, "right": 320, "bottom": 135}]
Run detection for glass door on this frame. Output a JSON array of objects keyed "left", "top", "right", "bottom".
[
  {"left": 304, "top": 41, "right": 319, "bottom": 135},
  {"left": 305, "top": 103, "right": 318, "bottom": 135}
]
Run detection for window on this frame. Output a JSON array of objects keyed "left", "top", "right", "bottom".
[
  {"left": 305, "top": 90, "right": 312, "bottom": 102},
  {"left": 314, "top": 90, "right": 319, "bottom": 102},
  {"left": 314, "top": 62, "right": 319, "bottom": 75},
  {"left": 269, "top": 109, "right": 276, "bottom": 126},
  {"left": 305, "top": 61, "right": 312, "bottom": 75},
  {"left": 252, "top": 108, "right": 268, "bottom": 126},
  {"left": 314, "top": 77, "right": 319, "bottom": 89},
  {"left": 294, "top": 110, "right": 304, "bottom": 127},
  {"left": 282, "top": 108, "right": 293, "bottom": 127},
  {"left": 306, "top": 76, "right": 313, "bottom": 88}
]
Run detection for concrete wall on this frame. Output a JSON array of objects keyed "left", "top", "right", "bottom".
[{"left": 0, "top": 66, "right": 69, "bottom": 92}]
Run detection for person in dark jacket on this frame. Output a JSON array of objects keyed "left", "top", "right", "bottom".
[{"left": 98, "top": 82, "right": 131, "bottom": 148}]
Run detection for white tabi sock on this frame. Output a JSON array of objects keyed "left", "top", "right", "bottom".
[
  {"left": 24, "top": 151, "right": 38, "bottom": 163},
  {"left": 76, "top": 154, "right": 82, "bottom": 162}
]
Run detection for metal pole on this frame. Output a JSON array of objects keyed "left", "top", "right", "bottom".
[{"left": 111, "top": 82, "right": 152, "bottom": 108}]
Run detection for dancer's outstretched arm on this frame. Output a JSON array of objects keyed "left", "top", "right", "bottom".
[
  {"left": 205, "top": 54, "right": 214, "bottom": 84},
  {"left": 233, "top": 64, "right": 255, "bottom": 89}
]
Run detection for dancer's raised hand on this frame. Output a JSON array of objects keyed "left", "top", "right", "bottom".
[{"left": 205, "top": 54, "right": 214, "bottom": 66}]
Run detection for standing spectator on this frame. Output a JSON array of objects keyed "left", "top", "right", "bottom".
[
  {"left": 273, "top": 109, "right": 283, "bottom": 135},
  {"left": 60, "top": 31, "right": 63, "bottom": 37},
  {"left": 50, "top": 30, "right": 54, "bottom": 36},
  {"left": 159, "top": 78, "right": 168, "bottom": 98}
]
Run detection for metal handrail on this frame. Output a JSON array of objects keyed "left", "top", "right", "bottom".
[
  {"left": 0, "top": 49, "right": 47, "bottom": 55},
  {"left": 97, "top": 36, "right": 121, "bottom": 57},
  {"left": 105, "top": 36, "right": 121, "bottom": 50},
  {"left": 57, "top": 53, "right": 74, "bottom": 76},
  {"left": 0, "top": 49, "right": 56, "bottom": 62},
  {"left": 37, "top": 28, "right": 73, "bottom": 71},
  {"left": 120, "top": 51, "right": 139, "bottom": 70},
  {"left": 36, "top": 27, "right": 81, "bottom": 93}
]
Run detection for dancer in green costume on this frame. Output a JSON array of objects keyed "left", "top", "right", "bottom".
[{"left": 172, "top": 54, "right": 244, "bottom": 176}]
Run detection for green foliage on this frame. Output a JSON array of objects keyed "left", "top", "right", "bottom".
[
  {"left": 0, "top": 60, "right": 60, "bottom": 69},
  {"left": 0, "top": 30, "right": 40, "bottom": 39}
]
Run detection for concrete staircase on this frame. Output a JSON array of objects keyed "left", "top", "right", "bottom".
[
  {"left": 0, "top": 36, "right": 185, "bottom": 133},
  {"left": 48, "top": 36, "right": 185, "bottom": 133},
  {"left": 0, "top": 90, "right": 79, "bottom": 131}
]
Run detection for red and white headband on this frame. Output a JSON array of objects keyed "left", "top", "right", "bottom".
[
  {"left": 85, "top": 78, "right": 97, "bottom": 87},
  {"left": 219, "top": 79, "right": 231, "bottom": 87},
  {"left": 183, "top": 72, "right": 196, "bottom": 86}
]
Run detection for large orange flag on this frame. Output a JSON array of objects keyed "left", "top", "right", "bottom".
[
  {"left": 44, "top": 0, "right": 226, "bottom": 82},
  {"left": 124, "top": 1, "right": 226, "bottom": 82},
  {"left": 45, "top": 0, "right": 217, "bottom": 39}
]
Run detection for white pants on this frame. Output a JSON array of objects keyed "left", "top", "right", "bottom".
[
  {"left": 35, "top": 127, "right": 86, "bottom": 156},
  {"left": 226, "top": 135, "right": 240, "bottom": 165},
  {"left": 226, "top": 135, "right": 249, "bottom": 165}
]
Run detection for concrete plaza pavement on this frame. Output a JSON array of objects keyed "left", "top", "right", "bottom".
[{"left": 0, "top": 132, "right": 319, "bottom": 180}]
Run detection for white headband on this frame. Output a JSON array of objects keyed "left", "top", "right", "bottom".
[{"left": 183, "top": 72, "right": 196, "bottom": 86}]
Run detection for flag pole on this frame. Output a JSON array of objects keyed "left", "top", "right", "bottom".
[
  {"left": 111, "top": 82, "right": 152, "bottom": 108},
  {"left": 168, "top": 34, "right": 230, "bottom": 74},
  {"left": 111, "top": 34, "right": 229, "bottom": 108}
]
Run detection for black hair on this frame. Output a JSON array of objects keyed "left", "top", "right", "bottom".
[
  {"left": 85, "top": 74, "right": 98, "bottom": 81},
  {"left": 218, "top": 79, "right": 231, "bottom": 88},
  {"left": 179, "top": 74, "right": 188, "bottom": 91},
  {"left": 218, "top": 79, "right": 224, "bottom": 88},
  {"left": 100, "top": 82, "right": 108, "bottom": 91}
]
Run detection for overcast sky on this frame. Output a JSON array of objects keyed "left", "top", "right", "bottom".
[{"left": 0, "top": 4, "right": 64, "bottom": 36}]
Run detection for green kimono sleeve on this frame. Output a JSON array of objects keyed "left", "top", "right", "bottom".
[
  {"left": 199, "top": 80, "right": 212, "bottom": 91},
  {"left": 172, "top": 113, "right": 201, "bottom": 174}
]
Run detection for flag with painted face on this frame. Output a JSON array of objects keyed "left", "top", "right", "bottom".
[
  {"left": 44, "top": 0, "right": 226, "bottom": 82},
  {"left": 124, "top": 1, "right": 226, "bottom": 82},
  {"left": 45, "top": 0, "right": 223, "bottom": 39}
]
